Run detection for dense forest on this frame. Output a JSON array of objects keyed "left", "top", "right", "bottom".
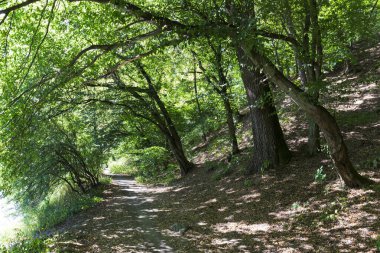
[{"left": 0, "top": 0, "right": 379, "bottom": 252}]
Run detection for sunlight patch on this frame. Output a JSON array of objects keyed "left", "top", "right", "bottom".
[
  {"left": 213, "top": 222, "right": 270, "bottom": 234},
  {"left": 212, "top": 238, "right": 241, "bottom": 246},
  {"left": 238, "top": 192, "right": 260, "bottom": 202},
  {"left": 204, "top": 198, "right": 217, "bottom": 204}
]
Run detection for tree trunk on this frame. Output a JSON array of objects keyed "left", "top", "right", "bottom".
[
  {"left": 222, "top": 96, "right": 239, "bottom": 155},
  {"left": 244, "top": 45, "right": 373, "bottom": 187},
  {"left": 284, "top": 0, "right": 321, "bottom": 156},
  {"left": 309, "top": 0, "right": 323, "bottom": 155},
  {"left": 165, "top": 132, "right": 194, "bottom": 176},
  {"left": 193, "top": 55, "right": 207, "bottom": 142},
  {"left": 146, "top": 89, "right": 194, "bottom": 176},
  {"left": 152, "top": 121, "right": 194, "bottom": 176},
  {"left": 307, "top": 118, "right": 320, "bottom": 155},
  {"left": 237, "top": 47, "right": 291, "bottom": 173}
]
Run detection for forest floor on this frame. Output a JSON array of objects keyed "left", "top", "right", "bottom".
[{"left": 50, "top": 40, "right": 380, "bottom": 252}]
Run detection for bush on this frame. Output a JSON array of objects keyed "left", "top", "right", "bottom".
[
  {"left": 22, "top": 184, "right": 104, "bottom": 234},
  {"left": 375, "top": 235, "right": 380, "bottom": 251},
  {"left": 108, "top": 157, "right": 137, "bottom": 175},
  {"left": 0, "top": 237, "right": 48, "bottom": 253},
  {"left": 134, "top": 146, "right": 177, "bottom": 184},
  {"left": 314, "top": 166, "right": 327, "bottom": 183},
  {"left": 109, "top": 146, "right": 178, "bottom": 184}
]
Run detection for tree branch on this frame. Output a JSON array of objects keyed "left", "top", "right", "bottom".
[
  {"left": 256, "top": 29, "right": 301, "bottom": 48},
  {"left": 0, "top": 0, "right": 40, "bottom": 15}
]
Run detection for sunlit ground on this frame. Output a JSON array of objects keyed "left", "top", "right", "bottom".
[{"left": 0, "top": 197, "right": 23, "bottom": 242}]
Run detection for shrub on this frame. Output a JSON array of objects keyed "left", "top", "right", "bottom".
[
  {"left": 108, "top": 157, "right": 137, "bottom": 175},
  {"left": 134, "top": 146, "right": 177, "bottom": 184},
  {"left": 0, "top": 237, "right": 48, "bottom": 253},
  {"left": 22, "top": 184, "right": 104, "bottom": 234},
  {"left": 314, "top": 166, "right": 327, "bottom": 183},
  {"left": 110, "top": 146, "right": 178, "bottom": 184}
]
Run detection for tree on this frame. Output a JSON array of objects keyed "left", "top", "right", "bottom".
[
  {"left": 0, "top": 0, "right": 376, "bottom": 187},
  {"left": 237, "top": 47, "right": 291, "bottom": 172},
  {"left": 280, "top": 0, "right": 323, "bottom": 156},
  {"left": 74, "top": 60, "right": 195, "bottom": 176},
  {"left": 0, "top": 109, "right": 112, "bottom": 205},
  {"left": 193, "top": 39, "right": 240, "bottom": 155}
]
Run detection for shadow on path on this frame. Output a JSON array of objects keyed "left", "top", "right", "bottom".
[{"left": 54, "top": 175, "right": 191, "bottom": 253}]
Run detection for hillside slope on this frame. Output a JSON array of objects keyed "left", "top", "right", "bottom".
[{"left": 51, "top": 40, "right": 380, "bottom": 252}]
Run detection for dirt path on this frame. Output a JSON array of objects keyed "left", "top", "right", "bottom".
[{"left": 54, "top": 175, "right": 189, "bottom": 253}]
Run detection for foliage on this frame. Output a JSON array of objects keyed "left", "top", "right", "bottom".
[
  {"left": 0, "top": 0, "right": 378, "bottom": 240},
  {"left": 376, "top": 235, "right": 380, "bottom": 251},
  {"left": 212, "top": 165, "right": 233, "bottom": 181},
  {"left": 314, "top": 166, "right": 327, "bottom": 183},
  {"left": 22, "top": 183, "right": 105, "bottom": 234},
  {"left": 319, "top": 196, "right": 348, "bottom": 224},
  {"left": 243, "top": 178, "right": 254, "bottom": 188},
  {"left": 109, "top": 157, "right": 137, "bottom": 175},
  {"left": 260, "top": 160, "right": 271, "bottom": 174},
  {"left": 0, "top": 113, "right": 108, "bottom": 207},
  {"left": 212, "top": 156, "right": 243, "bottom": 181},
  {"left": 291, "top": 202, "right": 302, "bottom": 210},
  {"left": 111, "top": 146, "right": 178, "bottom": 184},
  {"left": 0, "top": 237, "right": 48, "bottom": 253}
]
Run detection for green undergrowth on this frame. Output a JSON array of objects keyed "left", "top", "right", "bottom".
[
  {"left": 0, "top": 237, "right": 50, "bottom": 253},
  {"left": 375, "top": 234, "right": 380, "bottom": 251},
  {"left": 108, "top": 156, "right": 138, "bottom": 175},
  {"left": 212, "top": 154, "right": 247, "bottom": 181},
  {"left": 0, "top": 177, "right": 109, "bottom": 252},
  {"left": 109, "top": 146, "right": 178, "bottom": 185},
  {"left": 23, "top": 184, "right": 105, "bottom": 233},
  {"left": 336, "top": 111, "right": 378, "bottom": 127}
]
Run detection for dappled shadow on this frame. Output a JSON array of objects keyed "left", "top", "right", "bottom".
[
  {"left": 52, "top": 176, "right": 193, "bottom": 252},
  {"left": 150, "top": 146, "right": 379, "bottom": 252},
  {"left": 51, "top": 40, "right": 380, "bottom": 252},
  {"left": 52, "top": 124, "right": 379, "bottom": 252}
]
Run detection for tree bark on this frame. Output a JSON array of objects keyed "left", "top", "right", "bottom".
[
  {"left": 244, "top": 45, "right": 373, "bottom": 187},
  {"left": 163, "top": 130, "right": 194, "bottom": 176},
  {"left": 237, "top": 47, "right": 291, "bottom": 173},
  {"left": 222, "top": 96, "right": 239, "bottom": 155},
  {"left": 193, "top": 55, "right": 207, "bottom": 142},
  {"left": 307, "top": 0, "right": 323, "bottom": 156}
]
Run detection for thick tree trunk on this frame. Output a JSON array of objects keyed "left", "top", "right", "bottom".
[
  {"left": 222, "top": 96, "right": 239, "bottom": 155},
  {"left": 244, "top": 46, "right": 373, "bottom": 187},
  {"left": 237, "top": 47, "right": 291, "bottom": 173}
]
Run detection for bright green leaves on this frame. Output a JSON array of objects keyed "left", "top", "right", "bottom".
[{"left": 320, "top": 0, "right": 377, "bottom": 68}]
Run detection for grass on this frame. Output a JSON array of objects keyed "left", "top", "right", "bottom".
[
  {"left": 108, "top": 157, "right": 137, "bottom": 175},
  {"left": 23, "top": 184, "right": 106, "bottom": 234},
  {"left": 336, "top": 111, "right": 378, "bottom": 127},
  {"left": 376, "top": 234, "right": 380, "bottom": 251},
  {"left": 0, "top": 177, "right": 109, "bottom": 252},
  {"left": 109, "top": 147, "right": 180, "bottom": 185}
]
